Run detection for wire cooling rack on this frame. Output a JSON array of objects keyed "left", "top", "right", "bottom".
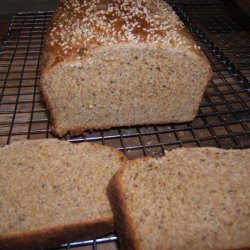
[
  {"left": 176, "top": 1, "right": 250, "bottom": 81},
  {"left": 0, "top": 1, "right": 249, "bottom": 249}
]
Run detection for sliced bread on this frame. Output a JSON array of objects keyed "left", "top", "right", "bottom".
[
  {"left": 108, "top": 147, "right": 250, "bottom": 250},
  {"left": 0, "top": 139, "right": 125, "bottom": 250},
  {"left": 40, "top": 0, "right": 211, "bottom": 137}
]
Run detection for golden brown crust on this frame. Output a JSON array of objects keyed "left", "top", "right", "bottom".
[
  {"left": 39, "top": 78, "right": 59, "bottom": 134},
  {"left": 40, "top": 0, "right": 205, "bottom": 81},
  {"left": 107, "top": 157, "right": 153, "bottom": 250},
  {"left": 0, "top": 218, "right": 113, "bottom": 250},
  {"left": 40, "top": 0, "right": 212, "bottom": 138},
  {"left": 0, "top": 139, "right": 127, "bottom": 250},
  {"left": 108, "top": 148, "right": 250, "bottom": 250},
  {"left": 52, "top": 118, "right": 194, "bottom": 137},
  {"left": 107, "top": 169, "right": 139, "bottom": 250},
  {"left": 40, "top": 0, "right": 186, "bottom": 78}
]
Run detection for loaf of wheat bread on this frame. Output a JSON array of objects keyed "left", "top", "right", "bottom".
[
  {"left": 0, "top": 139, "right": 125, "bottom": 250},
  {"left": 40, "top": 0, "right": 212, "bottom": 137},
  {"left": 108, "top": 147, "right": 250, "bottom": 250}
]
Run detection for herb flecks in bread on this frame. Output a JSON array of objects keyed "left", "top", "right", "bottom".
[
  {"left": 40, "top": 0, "right": 212, "bottom": 137},
  {"left": 108, "top": 147, "right": 250, "bottom": 250},
  {"left": 0, "top": 139, "right": 125, "bottom": 250}
]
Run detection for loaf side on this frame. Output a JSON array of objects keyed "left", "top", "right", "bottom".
[{"left": 40, "top": 0, "right": 212, "bottom": 137}]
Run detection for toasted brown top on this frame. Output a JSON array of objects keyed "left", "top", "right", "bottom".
[{"left": 41, "top": 0, "right": 201, "bottom": 77}]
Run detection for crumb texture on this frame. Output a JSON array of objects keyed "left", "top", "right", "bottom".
[
  {"left": 41, "top": 0, "right": 211, "bottom": 137},
  {"left": 0, "top": 139, "right": 123, "bottom": 237},
  {"left": 117, "top": 147, "right": 250, "bottom": 250}
]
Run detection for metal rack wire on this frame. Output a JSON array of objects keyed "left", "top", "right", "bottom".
[
  {"left": 176, "top": 1, "right": 250, "bottom": 80},
  {"left": 0, "top": 1, "right": 249, "bottom": 249}
]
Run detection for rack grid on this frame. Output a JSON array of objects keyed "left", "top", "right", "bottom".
[
  {"left": 177, "top": 1, "right": 250, "bottom": 79},
  {"left": 0, "top": 1, "right": 249, "bottom": 249}
]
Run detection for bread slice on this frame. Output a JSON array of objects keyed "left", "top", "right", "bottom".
[
  {"left": 108, "top": 147, "right": 250, "bottom": 250},
  {"left": 40, "top": 0, "right": 212, "bottom": 137},
  {"left": 0, "top": 139, "right": 125, "bottom": 250}
]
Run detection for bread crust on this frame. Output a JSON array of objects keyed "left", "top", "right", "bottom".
[
  {"left": 0, "top": 139, "right": 127, "bottom": 250},
  {"left": 108, "top": 148, "right": 250, "bottom": 250},
  {"left": 107, "top": 157, "right": 153, "bottom": 250},
  {"left": 107, "top": 169, "right": 139, "bottom": 250},
  {"left": 40, "top": 0, "right": 185, "bottom": 79},
  {"left": 40, "top": 0, "right": 212, "bottom": 138},
  {"left": 0, "top": 218, "right": 113, "bottom": 250}
]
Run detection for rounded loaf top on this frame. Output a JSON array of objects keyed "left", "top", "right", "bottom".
[{"left": 44, "top": 0, "right": 199, "bottom": 65}]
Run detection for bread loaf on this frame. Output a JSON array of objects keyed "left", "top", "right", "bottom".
[
  {"left": 108, "top": 147, "right": 250, "bottom": 250},
  {"left": 0, "top": 139, "right": 125, "bottom": 250},
  {"left": 40, "top": 0, "right": 212, "bottom": 137}
]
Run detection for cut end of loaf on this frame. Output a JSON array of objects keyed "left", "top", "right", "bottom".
[
  {"left": 109, "top": 147, "right": 250, "bottom": 250},
  {"left": 42, "top": 43, "right": 211, "bottom": 137}
]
